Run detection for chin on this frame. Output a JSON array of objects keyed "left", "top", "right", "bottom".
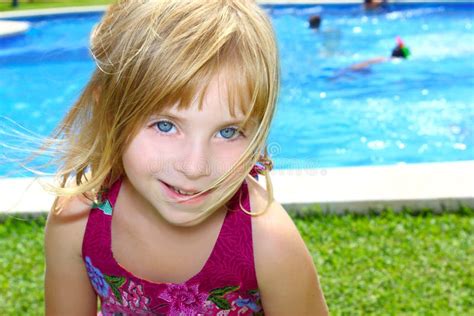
[
  {"left": 153, "top": 196, "right": 220, "bottom": 228},
  {"left": 158, "top": 208, "right": 212, "bottom": 227}
]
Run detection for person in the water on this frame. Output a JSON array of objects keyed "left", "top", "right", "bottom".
[
  {"left": 347, "top": 37, "right": 411, "bottom": 71},
  {"left": 309, "top": 15, "right": 322, "bottom": 31},
  {"left": 308, "top": 15, "right": 342, "bottom": 56},
  {"left": 364, "top": 0, "right": 389, "bottom": 11}
]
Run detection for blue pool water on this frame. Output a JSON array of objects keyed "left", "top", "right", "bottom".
[{"left": 1, "top": 3, "right": 473, "bottom": 177}]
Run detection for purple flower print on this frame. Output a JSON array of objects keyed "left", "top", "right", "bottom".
[
  {"left": 123, "top": 281, "right": 151, "bottom": 311},
  {"left": 101, "top": 299, "right": 131, "bottom": 316},
  {"left": 102, "top": 281, "right": 152, "bottom": 315},
  {"left": 159, "top": 283, "right": 208, "bottom": 315},
  {"left": 84, "top": 256, "right": 110, "bottom": 297}
]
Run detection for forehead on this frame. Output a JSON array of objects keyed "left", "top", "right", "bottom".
[
  {"left": 157, "top": 68, "right": 258, "bottom": 129},
  {"left": 161, "top": 81, "right": 260, "bottom": 133}
]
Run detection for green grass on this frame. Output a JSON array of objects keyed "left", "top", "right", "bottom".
[
  {"left": 0, "top": 0, "right": 112, "bottom": 12},
  {"left": 294, "top": 207, "right": 474, "bottom": 315},
  {"left": 1, "top": 207, "right": 473, "bottom": 315},
  {"left": 0, "top": 215, "right": 45, "bottom": 314}
]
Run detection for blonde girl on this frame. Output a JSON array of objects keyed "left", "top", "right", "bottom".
[{"left": 44, "top": 0, "right": 328, "bottom": 314}]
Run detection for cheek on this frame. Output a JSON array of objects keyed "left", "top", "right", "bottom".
[
  {"left": 122, "top": 140, "right": 145, "bottom": 176},
  {"left": 211, "top": 141, "right": 251, "bottom": 176},
  {"left": 122, "top": 132, "right": 171, "bottom": 175}
]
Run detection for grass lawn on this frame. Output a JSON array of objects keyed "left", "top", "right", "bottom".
[
  {"left": 1, "top": 206, "right": 473, "bottom": 315},
  {"left": 0, "top": 0, "right": 112, "bottom": 12}
]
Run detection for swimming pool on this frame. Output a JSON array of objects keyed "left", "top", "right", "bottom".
[{"left": 1, "top": 3, "right": 473, "bottom": 177}]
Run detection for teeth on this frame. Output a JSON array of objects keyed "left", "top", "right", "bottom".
[{"left": 173, "top": 186, "right": 197, "bottom": 196}]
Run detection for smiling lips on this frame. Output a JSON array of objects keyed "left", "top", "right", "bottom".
[{"left": 160, "top": 180, "right": 211, "bottom": 203}]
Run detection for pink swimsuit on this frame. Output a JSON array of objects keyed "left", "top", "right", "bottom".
[{"left": 82, "top": 171, "right": 264, "bottom": 315}]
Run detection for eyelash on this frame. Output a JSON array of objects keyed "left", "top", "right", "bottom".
[{"left": 151, "top": 120, "right": 245, "bottom": 141}]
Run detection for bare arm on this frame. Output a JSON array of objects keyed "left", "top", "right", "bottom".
[
  {"left": 349, "top": 56, "right": 388, "bottom": 71},
  {"left": 44, "top": 196, "right": 98, "bottom": 315},
  {"left": 254, "top": 202, "right": 329, "bottom": 315}
]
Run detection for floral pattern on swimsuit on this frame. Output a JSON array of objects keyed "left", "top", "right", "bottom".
[{"left": 86, "top": 255, "right": 263, "bottom": 315}]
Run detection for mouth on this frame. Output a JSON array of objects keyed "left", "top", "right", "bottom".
[
  {"left": 159, "top": 180, "right": 211, "bottom": 203},
  {"left": 163, "top": 181, "right": 201, "bottom": 195}
]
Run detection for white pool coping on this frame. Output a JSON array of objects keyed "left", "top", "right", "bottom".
[
  {"left": 0, "top": 20, "right": 29, "bottom": 37},
  {"left": 1, "top": 161, "right": 473, "bottom": 215}
]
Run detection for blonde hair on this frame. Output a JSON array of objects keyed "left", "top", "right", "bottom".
[{"left": 50, "top": 0, "right": 280, "bottom": 223}]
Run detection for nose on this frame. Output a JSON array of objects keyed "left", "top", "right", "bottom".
[{"left": 174, "top": 140, "right": 211, "bottom": 179}]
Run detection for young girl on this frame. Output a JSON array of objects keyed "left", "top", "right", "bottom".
[{"left": 44, "top": 1, "right": 328, "bottom": 315}]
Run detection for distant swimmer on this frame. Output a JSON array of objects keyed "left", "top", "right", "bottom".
[
  {"left": 331, "top": 37, "right": 410, "bottom": 80},
  {"left": 363, "top": 0, "right": 389, "bottom": 11},
  {"left": 308, "top": 14, "right": 342, "bottom": 56},
  {"left": 308, "top": 15, "right": 322, "bottom": 31},
  {"left": 348, "top": 36, "right": 410, "bottom": 71}
]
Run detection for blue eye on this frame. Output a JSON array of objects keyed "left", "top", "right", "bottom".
[
  {"left": 155, "top": 120, "right": 174, "bottom": 133},
  {"left": 219, "top": 127, "right": 239, "bottom": 139}
]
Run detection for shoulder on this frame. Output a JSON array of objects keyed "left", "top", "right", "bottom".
[
  {"left": 45, "top": 194, "right": 93, "bottom": 260},
  {"left": 246, "top": 175, "right": 306, "bottom": 253},
  {"left": 246, "top": 175, "right": 301, "bottom": 248},
  {"left": 246, "top": 175, "right": 329, "bottom": 315},
  {"left": 246, "top": 175, "right": 311, "bottom": 265}
]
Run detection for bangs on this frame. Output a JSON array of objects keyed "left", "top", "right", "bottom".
[{"left": 151, "top": 47, "right": 267, "bottom": 133}]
